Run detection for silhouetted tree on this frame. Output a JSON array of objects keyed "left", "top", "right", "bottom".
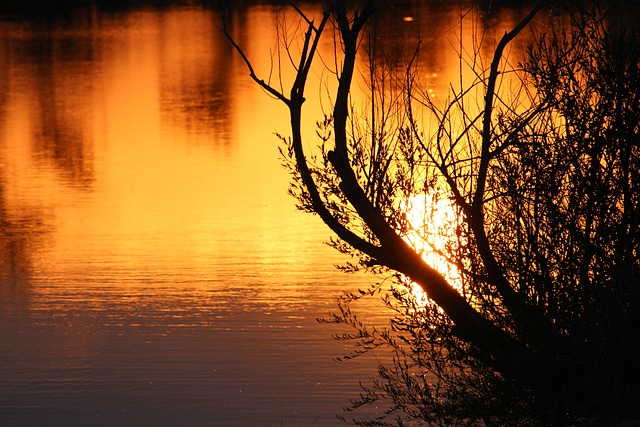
[{"left": 219, "top": 0, "right": 640, "bottom": 424}]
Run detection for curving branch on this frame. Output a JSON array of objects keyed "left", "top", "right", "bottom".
[
  {"left": 220, "top": 6, "right": 291, "bottom": 105},
  {"left": 465, "top": 0, "right": 560, "bottom": 345},
  {"left": 324, "top": 1, "right": 522, "bottom": 364}
]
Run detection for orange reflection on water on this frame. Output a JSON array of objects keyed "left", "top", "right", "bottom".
[
  {"left": 0, "top": 3, "right": 545, "bottom": 425},
  {"left": 0, "top": 2, "right": 536, "bottom": 297},
  {"left": 0, "top": 4, "right": 346, "bottom": 305},
  {"left": 1, "top": 11, "right": 193, "bottom": 273}
]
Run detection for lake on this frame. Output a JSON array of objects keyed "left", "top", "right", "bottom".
[{"left": 0, "top": 1, "right": 533, "bottom": 425}]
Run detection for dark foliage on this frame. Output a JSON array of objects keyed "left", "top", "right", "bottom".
[{"left": 223, "top": 0, "right": 640, "bottom": 424}]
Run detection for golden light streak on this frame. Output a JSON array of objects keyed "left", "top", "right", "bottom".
[{"left": 403, "top": 192, "right": 464, "bottom": 304}]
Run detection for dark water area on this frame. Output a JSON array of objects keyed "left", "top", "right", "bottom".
[{"left": 0, "top": 1, "right": 534, "bottom": 425}]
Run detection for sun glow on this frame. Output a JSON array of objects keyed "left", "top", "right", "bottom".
[{"left": 403, "top": 192, "right": 464, "bottom": 303}]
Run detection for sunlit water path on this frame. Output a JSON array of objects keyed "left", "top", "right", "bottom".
[{"left": 0, "top": 2, "right": 529, "bottom": 425}]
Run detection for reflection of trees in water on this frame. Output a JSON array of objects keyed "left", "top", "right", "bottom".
[
  {"left": 361, "top": 1, "right": 534, "bottom": 98},
  {"left": 31, "top": 37, "right": 96, "bottom": 188},
  {"left": 157, "top": 8, "right": 234, "bottom": 145},
  {"left": 0, "top": 14, "right": 96, "bottom": 285},
  {"left": 1, "top": 14, "right": 97, "bottom": 189},
  {"left": 0, "top": 3, "right": 244, "bottom": 283},
  {"left": 0, "top": 184, "right": 49, "bottom": 287}
]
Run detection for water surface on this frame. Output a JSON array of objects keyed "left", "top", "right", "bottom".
[{"left": 0, "top": 2, "right": 531, "bottom": 425}]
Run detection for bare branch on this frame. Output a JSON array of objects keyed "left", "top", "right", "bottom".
[
  {"left": 219, "top": 6, "right": 291, "bottom": 105},
  {"left": 473, "top": 0, "right": 550, "bottom": 210}
]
